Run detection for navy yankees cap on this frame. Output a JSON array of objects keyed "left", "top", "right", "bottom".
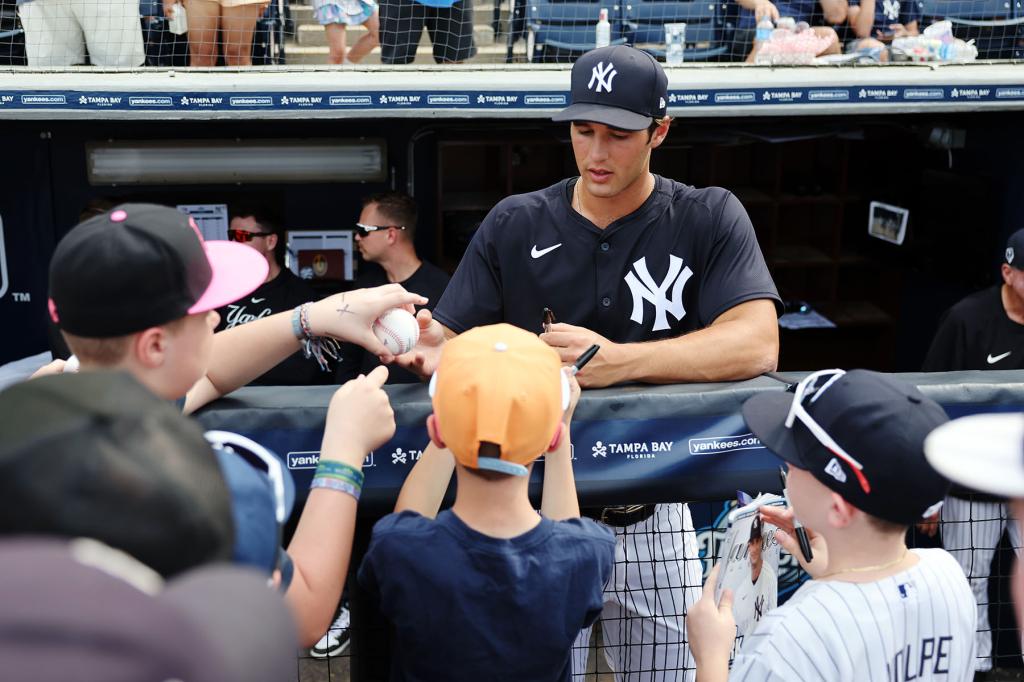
[
  {"left": 49, "top": 203, "right": 267, "bottom": 338},
  {"left": 742, "top": 369, "right": 951, "bottom": 526},
  {"left": 1005, "top": 227, "right": 1024, "bottom": 270},
  {"left": 553, "top": 45, "right": 669, "bottom": 131}
]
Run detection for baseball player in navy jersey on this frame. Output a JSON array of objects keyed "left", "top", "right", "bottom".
[
  {"left": 688, "top": 369, "right": 976, "bottom": 682},
  {"left": 389, "top": 45, "right": 781, "bottom": 681},
  {"left": 921, "top": 229, "right": 1024, "bottom": 675}
]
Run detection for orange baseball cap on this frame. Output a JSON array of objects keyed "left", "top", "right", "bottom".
[{"left": 429, "top": 324, "right": 570, "bottom": 476}]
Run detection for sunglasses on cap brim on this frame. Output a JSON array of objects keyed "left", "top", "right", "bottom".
[{"left": 784, "top": 369, "right": 872, "bottom": 495}]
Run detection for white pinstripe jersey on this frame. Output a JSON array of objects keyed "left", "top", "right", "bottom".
[{"left": 730, "top": 549, "right": 976, "bottom": 682}]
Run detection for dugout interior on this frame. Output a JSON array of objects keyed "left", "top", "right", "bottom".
[{"left": 1, "top": 111, "right": 1021, "bottom": 371}]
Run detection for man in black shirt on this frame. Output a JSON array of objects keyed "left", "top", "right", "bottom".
[
  {"left": 923, "top": 229, "right": 1024, "bottom": 372},
  {"left": 215, "top": 203, "right": 330, "bottom": 386},
  {"left": 922, "top": 228, "right": 1024, "bottom": 676},
  {"left": 335, "top": 192, "right": 449, "bottom": 385}
]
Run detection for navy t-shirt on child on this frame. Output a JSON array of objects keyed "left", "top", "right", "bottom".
[{"left": 358, "top": 509, "right": 615, "bottom": 682}]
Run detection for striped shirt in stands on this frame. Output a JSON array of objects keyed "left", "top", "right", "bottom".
[{"left": 730, "top": 549, "right": 976, "bottom": 682}]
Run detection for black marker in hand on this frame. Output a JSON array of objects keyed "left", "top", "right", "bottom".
[{"left": 570, "top": 344, "right": 600, "bottom": 376}]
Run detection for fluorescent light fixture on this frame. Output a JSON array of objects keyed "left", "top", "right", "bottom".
[{"left": 86, "top": 139, "right": 386, "bottom": 185}]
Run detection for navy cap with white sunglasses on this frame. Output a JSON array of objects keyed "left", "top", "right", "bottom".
[
  {"left": 552, "top": 45, "right": 669, "bottom": 131},
  {"left": 742, "top": 369, "right": 951, "bottom": 526}
]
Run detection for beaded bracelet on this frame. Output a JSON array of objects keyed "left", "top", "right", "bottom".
[
  {"left": 291, "top": 302, "right": 341, "bottom": 372},
  {"left": 315, "top": 460, "right": 365, "bottom": 488},
  {"left": 311, "top": 476, "right": 361, "bottom": 501}
]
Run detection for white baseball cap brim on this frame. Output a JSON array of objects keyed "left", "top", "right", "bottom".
[{"left": 924, "top": 413, "right": 1024, "bottom": 499}]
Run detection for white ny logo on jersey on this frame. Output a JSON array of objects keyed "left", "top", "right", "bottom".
[
  {"left": 882, "top": 0, "right": 900, "bottom": 20},
  {"left": 623, "top": 256, "right": 692, "bottom": 332},
  {"left": 588, "top": 62, "right": 617, "bottom": 93}
]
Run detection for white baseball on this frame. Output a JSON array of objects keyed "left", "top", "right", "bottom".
[{"left": 373, "top": 308, "right": 420, "bottom": 356}]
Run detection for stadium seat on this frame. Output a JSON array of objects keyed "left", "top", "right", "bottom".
[
  {"left": 919, "top": 0, "right": 1024, "bottom": 59},
  {"left": 524, "top": 0, "right": 628, "bottom": 62},
  {"left": 623, "top": 0, "right": 728, "bottom": 61}
]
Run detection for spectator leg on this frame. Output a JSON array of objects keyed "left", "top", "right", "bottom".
[
  {"left": 325, "top": 22, "right": 348, "bottom": 64},
  {"left": 347, "top": 11, "right": 379, "bottom": 63},
  {"left": 185, "top": 0, "right": 221, "bottom": 65},
  {"left": 812, "top": 26, "right": 840, "bottom": 56},
  {"left": 425, "top": 0, "right": 474, "bottom": 64},
  {"left": 19, "top": 0, "right": 85, "bottom": 66},
  {"left": 75, "top": 0, "right": 145, "bottom": 66},
  {"left": 379, "top": 0, "right": 422, "bottom": 65},
  {"left": 221, "top": 2, "right": 262, "bottom": 66}
]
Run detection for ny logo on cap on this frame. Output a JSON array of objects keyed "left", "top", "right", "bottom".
[
  {"left": 588, "top": 62, "right": 617, "bottom": 94},
  {"left": 624, "top": 255, "right": 692, "bottom": 332},
  {"left": 824, "top": 457, "right": 847, "bottom": 484},
  {"left": 1008, "top": 247, "right": 1015, "bottom": 264}
]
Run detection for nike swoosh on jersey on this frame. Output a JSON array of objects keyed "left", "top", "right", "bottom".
[
  {"left": 987, "top": 351, "right": 1012, "bottom": 364},
  {"left": 252, "top": 297, "right": 266, "bottom": 303},
  {"left": 531, "top": 243, "right": 563, "bottom": 259}
]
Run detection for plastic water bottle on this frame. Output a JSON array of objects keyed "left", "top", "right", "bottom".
[
  {"left": 754, "top": 17, "right": 773, "bottom": 55},
  {"left": 596, "top": 8, "right": 611, "bottom": 48},
  {"left": 664, "top": 22, "right": 686, "bottom": 65},
  {"left": 167, "top": 2, "right": 188, "bottom": 35}
]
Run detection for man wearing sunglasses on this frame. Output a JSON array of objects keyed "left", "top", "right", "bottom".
[
  {"left": 216, "top": 203, "right": 328, "bottom": 386},
  {"left": 687, "top": 369, "right": 976, "bottom": 682},
  {"left": 336, "top": 192, "right": 449, "bottom": 385}
]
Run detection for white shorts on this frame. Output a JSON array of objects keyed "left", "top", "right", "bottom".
[{"left": 19, "top": 0, "right": 145, "bottom": 67}]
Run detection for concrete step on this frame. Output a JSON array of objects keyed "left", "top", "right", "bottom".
[
  {"left": 285, "top": 40, "right": 511, "bottom": 64},
  {"left": 296, "top": 21, "right": 495, "bottom": 46}
]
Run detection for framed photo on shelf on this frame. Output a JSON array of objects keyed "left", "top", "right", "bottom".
[{"left": 867, "top": 201, "right": 909, "bottom": 246}]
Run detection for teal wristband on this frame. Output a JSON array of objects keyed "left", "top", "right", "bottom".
[{"left": 315, "top": 460, "right": 364, "bottom": 487}]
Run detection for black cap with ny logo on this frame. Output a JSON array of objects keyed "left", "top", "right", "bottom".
[{"left": 553, "top": 45, "right": 669, "bottom": 131}]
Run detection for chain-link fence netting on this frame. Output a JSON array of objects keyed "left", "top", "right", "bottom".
[
  {"left": 0, "top": 0, "right": 1020, "bottom": 67},
  {"left": 294, "top": 494, "right": 1024, "bottom": 681}
]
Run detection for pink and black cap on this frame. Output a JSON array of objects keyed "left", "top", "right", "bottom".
[
  {"left": 48, "top": 203, "right": 268, "bottom": 337},
  {"left": 552, "top": 45, "right": 669, "bottom": 132},
  {"left": 742, "top": 369, "right": 951, "bottom": 526}
]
